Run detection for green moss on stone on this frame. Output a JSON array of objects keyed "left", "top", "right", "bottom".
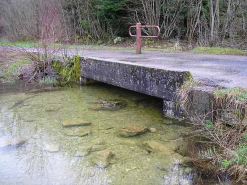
[
  {"left": 52, "top": 55, "right": 81, "bottom": 84},
  {"left": 184, "top": 72, "right": 192, "bottom": 81}
]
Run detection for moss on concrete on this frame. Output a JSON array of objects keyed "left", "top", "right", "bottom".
[{"left": 53, "top": 55, "right": 81, "bottom": 84}]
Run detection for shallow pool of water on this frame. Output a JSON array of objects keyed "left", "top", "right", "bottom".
[{"left": 0, "top": 80, "right": 198, "bottom": 185}]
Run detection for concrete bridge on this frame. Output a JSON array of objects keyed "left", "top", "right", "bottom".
[
  {"left": 80, "top": 57, "right": 190, "bottom": 117},
  {"left": 76, "top": 49, "right": 247, "bottom": 118},
  {"left": 2, "top": 46, "right": 247, "bottom": 118}
]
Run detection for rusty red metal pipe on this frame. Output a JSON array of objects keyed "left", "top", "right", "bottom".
[{"left": 129, "top": 23, "right": 160, "bottom": 54}]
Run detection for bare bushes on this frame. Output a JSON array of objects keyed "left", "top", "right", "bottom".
[
  {"left": 128, "top": 0, "right": 247, "bottom": 49},
  {"left": 0, "top": 0, "right": 246, "bottom": 48},
  {"left": 24, "top": 0, "right": 68, "bottom": 82},
  {"left": 178, "top": 81, "right": 247, "bottom": 182},
  {"left": 0, "top": 0, "right": 69, "bottom": 83},
  {"left": 0, "top": 0, "right": 40, "bottom": 41}
]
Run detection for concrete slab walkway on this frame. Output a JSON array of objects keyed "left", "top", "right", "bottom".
[{"left": 70, "top": 49, "right": 247, "bottom": 88}]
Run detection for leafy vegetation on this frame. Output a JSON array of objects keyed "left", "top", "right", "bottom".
[
  {"left": 53, "top": 55, "right": 81, "bottom": 85},
  {"left": 221, "top": 159, "right": 232, "bottom": 169},
  {"left": 205, "top": 120, "right": 213, "bottom": 128},
  {"left": 233, "top": 143, "right": 247, "bottom": 166}
]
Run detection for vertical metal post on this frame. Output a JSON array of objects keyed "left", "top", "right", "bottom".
[
  {"left": 136, "top": 23, "right": 142, "bottom": 54},
  {"left": 129, "top": 23, "right": 160, "bottom": 54}
]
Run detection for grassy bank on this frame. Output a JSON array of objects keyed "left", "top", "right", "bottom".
[
  {"left": 192, "top": 47, "right": 247, "bottom": 56},
  {"left": 0, "top": 51, "right": 33, "bottom": 82},
  {"left": 0, "top": 50, "right": 56, "bottom": 84},
  {"left": 179, "top": 81, "right": 247, "bottom": 183},
  {"left": 0, "top": 50, "right": 81, "bottom": 86}
]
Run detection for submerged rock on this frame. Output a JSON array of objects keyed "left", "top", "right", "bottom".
[
  {"left": 91, "top": 144, "right": 106, "bottom": 152},
  {"left": 180, "top": 157, "right": 193, "bottom": 167},
  {"left": 144, "top": 141, "right": 171, "bottom": 154},
  {"left": 163, "top": 119, "right": 174, "bottom": 125},
  {"left": 114, "top": 37, "right": 123, "bottom": 44},
  {"left": 90, "top": 99, "right": 127, "bottom": 111},
  {"left": 74, "top": 143, "right": 106, "bottom": 157},
  {"left": 92, "top": 139, "right": 105, "bottom": 145},
  {"left": 0, "top": 140, "right": 11, "bottom": 148},
  {"left": 0, "top": 139, "right": 26, "bottom": 149},
  {"left": 149, "top": 127, "right": 157, "bottom": 133},
  {"left": 92, "top": 150, "right": 114, "bottom": 168},
  {"left": 74, "top": 146, "right": 92, "bottom": 157},
  {"left": 184, "top": 167, "right": 192, "bottom": 174},
  {"left": 156, "top": 159, "right": 175, "bottom": 171},
  {"left": 64, "top": 129, "right": 91, "bottom": 137},
  {"left": 43, "top": 143, "right": 60, "bottom": 152},
  {"left": 144, "top": 140, "right": 187, "bottom": 155},
  {"left": 62, "top": 119, "right": 92, "bottom": 128},
  {"left": 11, "top": 139, "right": 26, "bottom": 146},
  {"left": 119, "top": 124, "right": 148, "bottom": 137}
]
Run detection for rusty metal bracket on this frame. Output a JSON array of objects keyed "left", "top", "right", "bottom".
[{"left": 129, "top": 23, "right": 160, "bottom": 54}]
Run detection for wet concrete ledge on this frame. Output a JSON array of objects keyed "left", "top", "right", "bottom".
[{"left": 80, "top": 57, "right": 190, "bottom": 117}]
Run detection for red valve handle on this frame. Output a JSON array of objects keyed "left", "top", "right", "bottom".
[
  {"left": 129, "top": 25, "right": 160, "bottom": 38},
  {"left": 129, "top": 26, "right": 137, "bottom": 37}
]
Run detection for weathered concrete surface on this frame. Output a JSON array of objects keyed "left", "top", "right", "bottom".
[
  {"left": 73, "top": 49, "right": 247, "bottom": 88},
  {"left": 184, "top": 86, "right": 216, "bottom": 120},
  {"left": 75, "top": 49, "right": 246, "bottom": 118},
  {"left": 80, "top": 58, "right": 190, "bottom": 100},
  {"left": 80, "top": 58, "right": 190, "bottom": 117}
]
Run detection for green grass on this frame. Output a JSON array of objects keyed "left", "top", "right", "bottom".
[
  {"left": 192, "top": 47, "right": 247, "bottom": 56},
  {"left": 0, "top": 38, "right": 40, "bottom": 47},
  {"left": 233, "top": 142, "right": 247, "bottom": 166},
  {"left": 214, "top": 87, "right": 247, "bottom": 100},
  {"left": 4, "top": 58, "right": 32, "bottom": 76}
]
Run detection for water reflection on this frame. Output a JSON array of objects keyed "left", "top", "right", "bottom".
[{"left": 0, "top": 81, "right": 195, "bottom": 185}]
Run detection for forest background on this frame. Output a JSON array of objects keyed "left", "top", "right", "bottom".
[{"left": 0, "top": 0, "right": 246, "bottom": 50}]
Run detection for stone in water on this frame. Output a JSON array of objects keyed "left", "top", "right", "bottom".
[
  {"left": 92, "top": 150, "right": 114, "bottom": 168},
  {"left": 119, "top": 124, "right": 148, "bottom": 137},
  {"left": 43, "top": 143, "right": 60, "bottom": 152},
  {"left": 65, "top": 129, "right": 91, "bottom": 137},
  {"left": 62, "top": 119, "right": 91, "bottom": 127}
]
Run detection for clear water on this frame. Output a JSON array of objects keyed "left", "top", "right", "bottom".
[{"left": 0, "top": 80, "right": 197, "bottom": 185}]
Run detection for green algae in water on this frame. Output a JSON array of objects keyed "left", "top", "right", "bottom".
[{"left": 0, "top": 82, "right": 197, "bottom": 185}]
